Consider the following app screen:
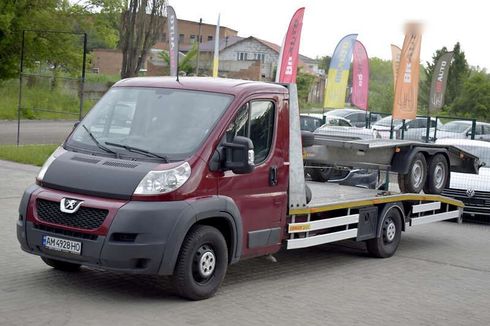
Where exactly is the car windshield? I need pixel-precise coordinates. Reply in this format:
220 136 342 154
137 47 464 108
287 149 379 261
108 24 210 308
374 116 403 127
439 121 471 133
67 87 233 161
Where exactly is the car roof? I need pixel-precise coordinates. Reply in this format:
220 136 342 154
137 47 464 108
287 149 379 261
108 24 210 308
114 77 288 96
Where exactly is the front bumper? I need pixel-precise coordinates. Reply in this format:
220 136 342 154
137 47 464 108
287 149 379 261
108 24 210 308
17 185 192 274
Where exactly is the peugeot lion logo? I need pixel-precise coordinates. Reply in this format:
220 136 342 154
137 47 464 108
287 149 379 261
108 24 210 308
60 198 83 214
466 188 475 198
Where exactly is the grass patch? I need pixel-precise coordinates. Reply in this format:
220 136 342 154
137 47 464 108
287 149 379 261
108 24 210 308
0 144 58 166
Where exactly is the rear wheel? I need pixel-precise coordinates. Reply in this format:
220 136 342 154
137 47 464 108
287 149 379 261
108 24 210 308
41 257 81 272
173 225 228 300
398 153 427 193
423 154 449 194
366 206 402 258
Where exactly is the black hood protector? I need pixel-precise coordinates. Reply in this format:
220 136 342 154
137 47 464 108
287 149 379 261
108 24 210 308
42 151 160 200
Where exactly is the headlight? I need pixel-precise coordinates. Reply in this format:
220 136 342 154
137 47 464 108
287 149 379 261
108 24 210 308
37 146 66 181
134 162 191 195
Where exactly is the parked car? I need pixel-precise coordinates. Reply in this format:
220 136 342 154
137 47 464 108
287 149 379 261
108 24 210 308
300 114 324 132
433 120 490 142
325 108 382 128
437 138 490 219
372 116 442 141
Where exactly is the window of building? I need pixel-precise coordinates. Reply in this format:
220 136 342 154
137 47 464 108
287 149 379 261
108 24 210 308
179 34 184 43
190 35 197 43
208 35 213 42
226 101 275 164
255 53 265 62
237 52 247 61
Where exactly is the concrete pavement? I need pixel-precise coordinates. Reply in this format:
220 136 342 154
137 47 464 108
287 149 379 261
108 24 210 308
1 159 489 326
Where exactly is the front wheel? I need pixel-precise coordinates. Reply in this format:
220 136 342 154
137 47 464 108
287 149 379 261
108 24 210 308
366 205 402 258
172 225 228 300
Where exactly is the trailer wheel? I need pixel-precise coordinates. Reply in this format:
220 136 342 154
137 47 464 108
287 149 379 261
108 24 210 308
398 153 427 193
173 225 228 300
41 257 81 272
366 206 402 258
423 154 449 194
310 164 333 182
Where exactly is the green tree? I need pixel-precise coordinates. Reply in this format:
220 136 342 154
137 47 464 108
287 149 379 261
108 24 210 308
368 57 393 113
446 42 470 105
159 42 198 75
448 70 490 120
317 55 331 73
296 69 316 108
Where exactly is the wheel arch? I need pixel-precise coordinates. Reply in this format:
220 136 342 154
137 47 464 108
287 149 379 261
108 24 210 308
158 196 243 275
375 202 406 237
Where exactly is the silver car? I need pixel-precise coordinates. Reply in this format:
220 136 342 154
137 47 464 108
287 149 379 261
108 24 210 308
433 120 490 142
372 116 442 141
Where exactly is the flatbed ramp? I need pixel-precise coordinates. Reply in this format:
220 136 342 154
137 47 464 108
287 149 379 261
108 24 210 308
286 182 463 250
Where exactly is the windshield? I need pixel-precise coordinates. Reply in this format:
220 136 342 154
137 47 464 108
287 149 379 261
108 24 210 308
439 121 471 133
67 87 233 160
374 116 403 127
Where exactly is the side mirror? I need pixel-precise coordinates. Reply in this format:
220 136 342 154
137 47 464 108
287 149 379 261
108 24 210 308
223 136 255 174
74 121 80 129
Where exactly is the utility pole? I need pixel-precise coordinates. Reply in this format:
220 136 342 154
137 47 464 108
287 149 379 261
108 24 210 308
196 18 202 75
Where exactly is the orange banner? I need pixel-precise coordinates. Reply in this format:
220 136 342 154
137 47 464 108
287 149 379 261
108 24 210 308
390 44 401 89
393 23 422 120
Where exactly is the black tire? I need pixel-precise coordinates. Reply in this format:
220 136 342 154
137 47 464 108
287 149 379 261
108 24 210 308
41 257 81 272
173 225 228 300
310 165 333 182
397 153 427 193
366 205 403 258
423 154 449 194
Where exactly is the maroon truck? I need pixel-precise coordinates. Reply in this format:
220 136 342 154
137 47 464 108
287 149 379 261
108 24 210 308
17 77 466 300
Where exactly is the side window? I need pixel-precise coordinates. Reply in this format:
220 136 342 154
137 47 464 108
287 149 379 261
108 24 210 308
225 101 275 165
475 125 483 135
483 125 490 134
250 101 275 164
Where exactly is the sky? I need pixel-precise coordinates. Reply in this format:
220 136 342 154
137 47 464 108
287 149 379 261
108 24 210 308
169 0 490 70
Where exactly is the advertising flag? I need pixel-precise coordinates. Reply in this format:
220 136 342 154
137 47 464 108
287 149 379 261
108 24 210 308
429 52 453 111
392 23 422 120
212 14 221 77
323 34 358 109
391 44 402 88
277 7 305 83
166 6 179 76
352 40 369 110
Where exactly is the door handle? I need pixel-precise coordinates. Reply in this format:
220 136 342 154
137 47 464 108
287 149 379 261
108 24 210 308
269 166 278 186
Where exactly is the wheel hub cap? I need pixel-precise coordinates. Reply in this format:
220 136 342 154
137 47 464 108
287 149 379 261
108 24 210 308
434 163 445 189
198 249 216 278
386 221 396 242
412 161 424 188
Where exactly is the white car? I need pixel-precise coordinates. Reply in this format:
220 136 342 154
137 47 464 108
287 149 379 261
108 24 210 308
372 116 442 141
436 138 490 217
433 120 490 142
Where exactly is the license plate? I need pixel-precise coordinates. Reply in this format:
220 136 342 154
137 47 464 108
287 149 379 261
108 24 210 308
42 235 82 255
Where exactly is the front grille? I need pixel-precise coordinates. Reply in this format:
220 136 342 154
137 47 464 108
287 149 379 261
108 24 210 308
36 199 108 230
442 188 490 207
33 223 98 240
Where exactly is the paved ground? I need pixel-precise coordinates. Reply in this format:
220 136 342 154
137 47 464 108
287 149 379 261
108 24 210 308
1 159 489 326
0 120 76 145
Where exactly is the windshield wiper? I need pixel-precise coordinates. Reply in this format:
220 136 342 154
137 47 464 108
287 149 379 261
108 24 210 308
82 125 118 157
105 141 168 162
